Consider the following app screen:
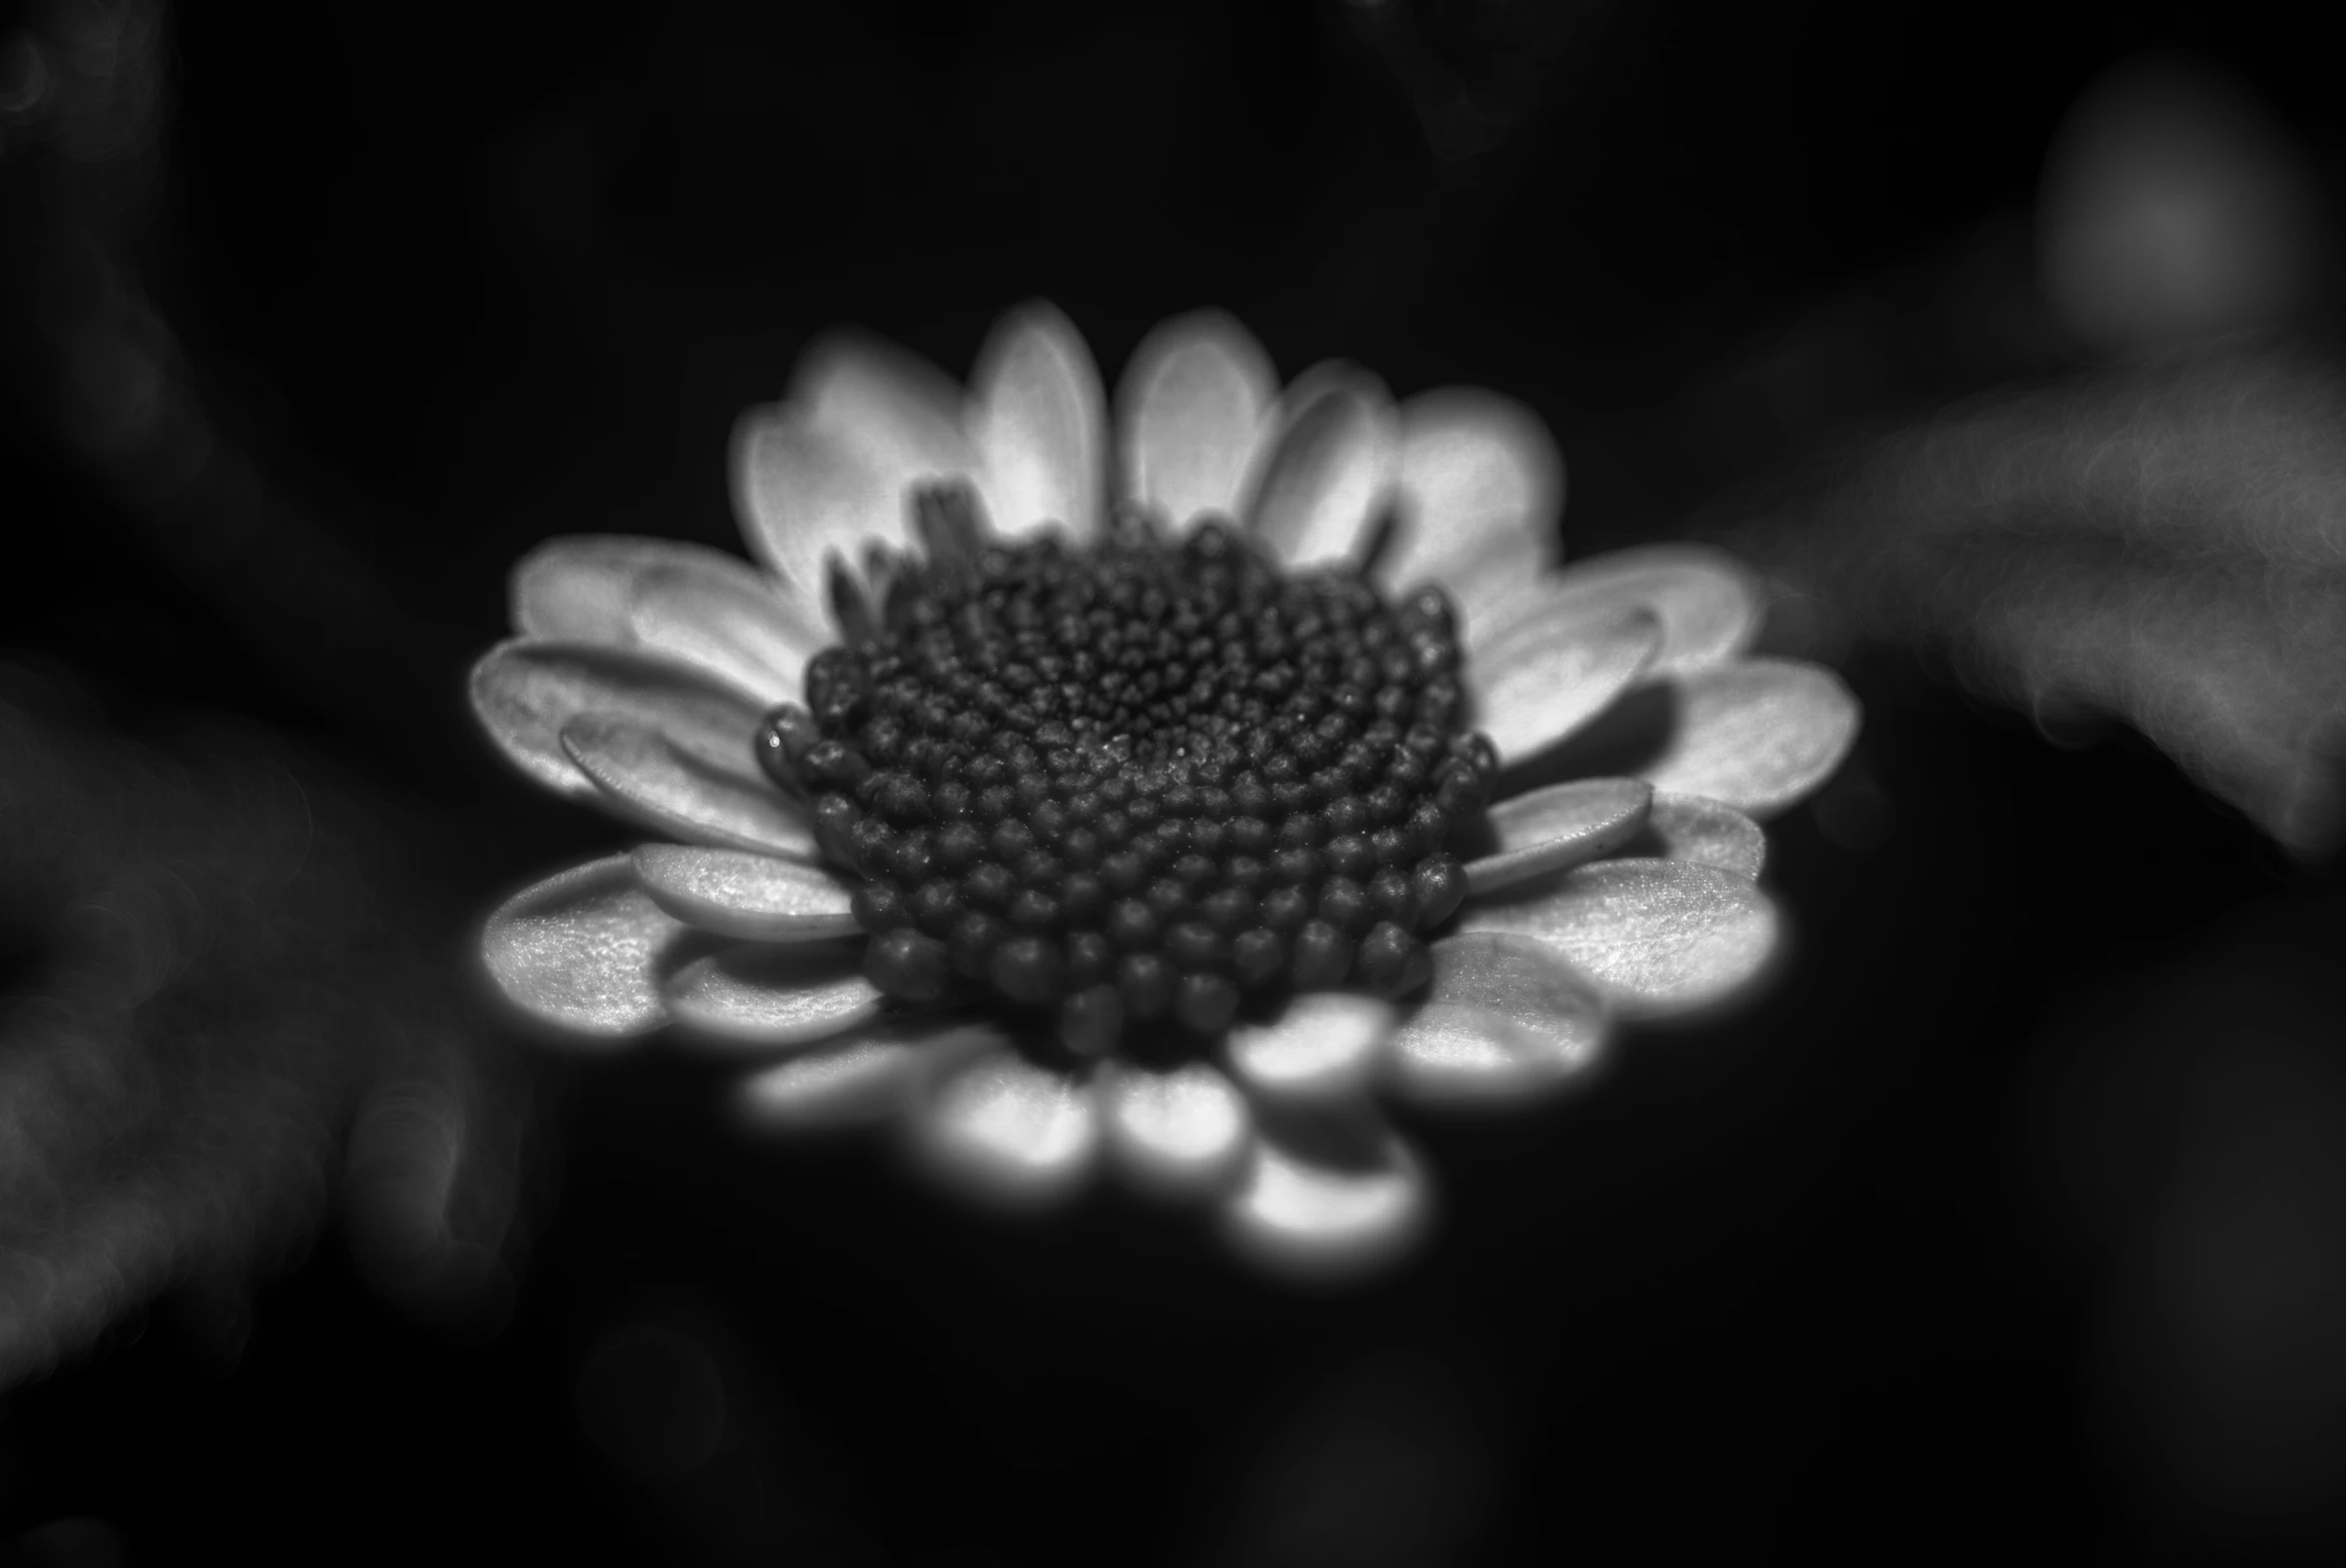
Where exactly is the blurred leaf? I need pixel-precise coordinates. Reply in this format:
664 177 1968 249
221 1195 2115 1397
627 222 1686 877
1739 352 2346 855
0 665 527 1387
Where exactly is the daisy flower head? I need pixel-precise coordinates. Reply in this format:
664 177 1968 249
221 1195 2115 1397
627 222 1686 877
472 304 1859 1279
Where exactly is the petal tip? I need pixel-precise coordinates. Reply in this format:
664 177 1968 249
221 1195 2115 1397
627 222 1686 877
1101 1061 1253 1200
1459 857 1782 1018
1384 931 1610 1106
1215 1119 1432 1284
905 1049 1103 1211
478 854 685 1043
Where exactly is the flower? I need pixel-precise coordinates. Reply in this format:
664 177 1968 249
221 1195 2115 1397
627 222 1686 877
470 303 1858 1277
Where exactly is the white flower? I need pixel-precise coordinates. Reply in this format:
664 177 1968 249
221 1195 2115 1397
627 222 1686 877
470 303 1858 1277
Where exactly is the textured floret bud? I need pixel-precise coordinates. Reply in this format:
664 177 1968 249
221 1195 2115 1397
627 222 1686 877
782 484 1494 1053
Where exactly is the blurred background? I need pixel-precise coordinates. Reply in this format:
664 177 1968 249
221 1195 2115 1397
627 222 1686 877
5 0 2346 1561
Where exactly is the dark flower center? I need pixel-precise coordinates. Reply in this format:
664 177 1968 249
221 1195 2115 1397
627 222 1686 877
758 485 1494 1057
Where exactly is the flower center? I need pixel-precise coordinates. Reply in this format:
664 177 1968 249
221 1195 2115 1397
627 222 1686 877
759 486 1494 1057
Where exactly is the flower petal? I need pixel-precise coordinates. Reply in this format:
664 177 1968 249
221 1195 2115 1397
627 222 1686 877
739 1017 999 1133
739 1037 921 1130
624 561 820 707
1385 933 1608 1105
1218 1108 1429 1281
663 937 888 1049
511 535 777 646
1223 993 1395 1100
1465 777 1652 897
1458 857 1779 1016
561 713 819 859
1472 606 1662 769
470 640 768 803
1243 368 1396 569
906 1045 1101 1207
792 328 973 492
1625 790 1766 879
731 410 912 629
1472 545 1761 680
1099 1059 1252 1197
479 855 691 1040
1635 659 1860 817
1116 309 1277 531
630 844 860 942
1374 390 1561 628
971 302 1107 544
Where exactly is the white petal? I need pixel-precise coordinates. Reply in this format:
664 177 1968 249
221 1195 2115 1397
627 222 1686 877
1474 545 1761 679
1458 858 1779 1016
624 560 820 707
1472 606 1662 768
1631 790 1766 879
1116 310 1277 530
479 855 689 1040
470 640 768 803
1242 368 1396 568
1637 660 1860 817
971 302 1106 544
1385 933 1608 1105
739 1036 922 1130
1466 777 1652 897
739 1017 998 1132
1218 1111 1429 1281
731 410 912 628
663 938 887 1049
907 1046 1100 1207
1223 993 1395 1100
511 535 776 646
1099 1060 1252 1197
1375 390 1561 628
791 328 973 492
630 844 859 941
561 713 819 859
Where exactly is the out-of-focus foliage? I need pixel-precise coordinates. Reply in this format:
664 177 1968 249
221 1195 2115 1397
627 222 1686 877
1738 53 2343 858
1743 353 2346 856
0 667 528 1388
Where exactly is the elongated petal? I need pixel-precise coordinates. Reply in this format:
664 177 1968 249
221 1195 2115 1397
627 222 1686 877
1466 777 1652 896
1243 368 1395 568
1117 310 1277 530
972 302 1106 544
471 640 768 803
1627 790 1766 878
479 855 690 1040
1224 993 1395 1100
1636 660 1860 817
1385 933 1607 1104
663 938 886 1048
739 1017 999 1132
562 713 819 859
625 562 820 707
1375 391 1561 628
739 1036 924 1131
1471 544 1761 680
1099 1060 1252 1197
906 1046 1100 1207
1218 1109 1428 1281
732 410 912 626
512 535 777 646
1473 606 1662 768
630 844 859 941
791 328 973 492
1458 858 1779 1016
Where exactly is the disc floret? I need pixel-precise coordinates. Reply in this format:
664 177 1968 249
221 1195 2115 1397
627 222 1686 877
760 486 1495 1057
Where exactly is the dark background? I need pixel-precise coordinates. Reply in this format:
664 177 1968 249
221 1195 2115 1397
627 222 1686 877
6 1 2346 1562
